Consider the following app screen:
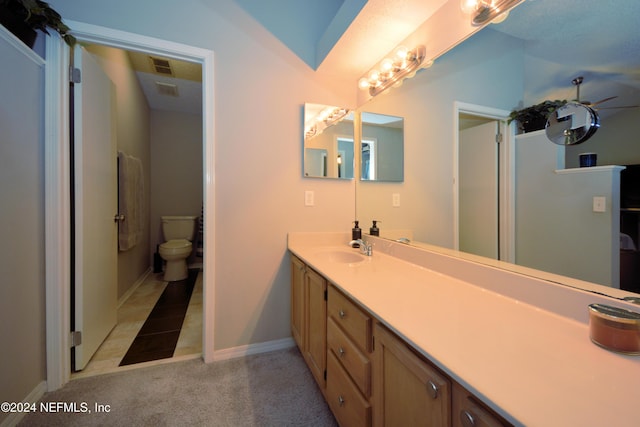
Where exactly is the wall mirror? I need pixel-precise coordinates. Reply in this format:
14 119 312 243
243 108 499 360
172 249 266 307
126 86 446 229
360 112 404 182
303 102 354 179
355 0 640 300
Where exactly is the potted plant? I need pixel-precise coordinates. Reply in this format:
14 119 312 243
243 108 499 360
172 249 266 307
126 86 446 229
508 99 567 133
0 0 75 48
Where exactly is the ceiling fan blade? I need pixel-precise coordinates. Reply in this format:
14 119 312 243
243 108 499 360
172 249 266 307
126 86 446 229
588 96 618 107
596 105 639 110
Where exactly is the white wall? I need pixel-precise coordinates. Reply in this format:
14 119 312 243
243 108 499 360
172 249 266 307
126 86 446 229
48 0 356 351
150 110 203 255
515 131 621 287
0 30 46 425
85 45 152 299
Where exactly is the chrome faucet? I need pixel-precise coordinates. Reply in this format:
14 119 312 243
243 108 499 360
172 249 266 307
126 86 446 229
349 239 372 256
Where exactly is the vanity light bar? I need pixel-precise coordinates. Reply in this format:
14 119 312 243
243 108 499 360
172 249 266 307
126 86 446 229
304 107 351 140
462 0 523 26
358 45 428 98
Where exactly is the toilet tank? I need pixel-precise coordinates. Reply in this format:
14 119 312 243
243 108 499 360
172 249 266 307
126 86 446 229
161 215 197 241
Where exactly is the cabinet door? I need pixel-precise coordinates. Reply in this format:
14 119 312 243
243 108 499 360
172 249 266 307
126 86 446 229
290 255 306 351
305 267 327 388
373 323 451 427
453 382 510 427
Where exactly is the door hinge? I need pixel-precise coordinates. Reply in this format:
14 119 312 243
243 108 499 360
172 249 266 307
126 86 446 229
324 369 327 381
70 331 82 347
495 132 503 144
70 67 81 83
324 289 328 301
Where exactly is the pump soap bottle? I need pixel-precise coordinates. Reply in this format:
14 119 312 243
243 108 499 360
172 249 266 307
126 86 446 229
370 220 380 236
352 221 361 247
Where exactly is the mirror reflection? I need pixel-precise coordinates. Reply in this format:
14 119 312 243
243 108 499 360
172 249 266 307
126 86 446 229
360 112 404 182
355 0 640 299
303 103 354 179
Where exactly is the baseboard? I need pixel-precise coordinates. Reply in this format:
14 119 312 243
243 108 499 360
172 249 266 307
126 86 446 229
0 380 47 427
118 267 152 308
212 337 295 362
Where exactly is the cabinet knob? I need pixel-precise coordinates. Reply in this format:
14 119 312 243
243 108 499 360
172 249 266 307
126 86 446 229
338 347 346 357
339 309 346 319
460 410 476 427
338 395 345 407
427 380 439 399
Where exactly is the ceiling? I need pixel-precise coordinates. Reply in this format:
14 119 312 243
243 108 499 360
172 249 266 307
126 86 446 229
126 0 640 115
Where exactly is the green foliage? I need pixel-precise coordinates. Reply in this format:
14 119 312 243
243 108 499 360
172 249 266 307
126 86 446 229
508 100 567 127
0 0 75 45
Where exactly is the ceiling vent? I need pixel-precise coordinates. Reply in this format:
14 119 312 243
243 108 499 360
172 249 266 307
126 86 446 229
149 56 174 76
155 81 179 97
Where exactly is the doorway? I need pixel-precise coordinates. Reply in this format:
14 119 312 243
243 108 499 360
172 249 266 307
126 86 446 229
71 43 205 375
453 102 514 263
44 21 215 391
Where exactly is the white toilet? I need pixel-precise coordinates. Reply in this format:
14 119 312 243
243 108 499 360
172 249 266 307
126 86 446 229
159 215 197 281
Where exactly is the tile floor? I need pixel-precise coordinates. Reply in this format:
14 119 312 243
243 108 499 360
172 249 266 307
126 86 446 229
73 270 202 378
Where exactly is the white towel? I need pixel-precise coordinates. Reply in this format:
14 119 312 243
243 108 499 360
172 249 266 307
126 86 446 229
118 151 145 251
621 233 637 251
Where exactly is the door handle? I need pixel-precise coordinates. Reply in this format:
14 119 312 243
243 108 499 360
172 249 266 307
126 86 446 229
114 214 125 223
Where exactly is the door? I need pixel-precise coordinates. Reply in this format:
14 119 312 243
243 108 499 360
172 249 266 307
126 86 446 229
72 46 118 371
459 120 499 259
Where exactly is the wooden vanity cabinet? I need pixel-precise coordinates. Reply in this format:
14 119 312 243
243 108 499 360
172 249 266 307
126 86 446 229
326 284 373 426
290 255 305 350
290 255 327 389
373 322 451 427
290 254 512 426
452 382 510 427
305 267 328 388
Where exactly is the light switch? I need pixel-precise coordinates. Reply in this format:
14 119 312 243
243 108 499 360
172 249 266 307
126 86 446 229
392 193 400 207
593 196 606 213
305 190 314 206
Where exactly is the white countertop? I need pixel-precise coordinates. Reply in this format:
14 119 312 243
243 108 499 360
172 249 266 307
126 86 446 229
288 232 640 427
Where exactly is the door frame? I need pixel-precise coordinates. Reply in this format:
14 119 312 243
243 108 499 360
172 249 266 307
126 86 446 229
453 101 515 263
44 22 216 391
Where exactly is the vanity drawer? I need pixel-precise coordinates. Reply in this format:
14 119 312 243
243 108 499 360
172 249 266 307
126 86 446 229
328 317 371 397
326 351 371 427
328 285 372 353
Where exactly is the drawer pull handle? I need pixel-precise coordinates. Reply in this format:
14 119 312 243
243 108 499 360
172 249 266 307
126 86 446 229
338 347 346 357
338 395 345 407
339 309 346 319
460 410 476 427
427 380 439 399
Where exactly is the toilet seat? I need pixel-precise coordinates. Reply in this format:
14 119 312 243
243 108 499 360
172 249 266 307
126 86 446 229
159 239 192 255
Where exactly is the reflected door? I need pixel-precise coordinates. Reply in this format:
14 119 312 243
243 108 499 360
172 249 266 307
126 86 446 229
459 120 499 259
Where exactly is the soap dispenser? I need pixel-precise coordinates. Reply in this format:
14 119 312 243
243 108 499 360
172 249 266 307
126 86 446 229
370 220 380 236
352 221 362 247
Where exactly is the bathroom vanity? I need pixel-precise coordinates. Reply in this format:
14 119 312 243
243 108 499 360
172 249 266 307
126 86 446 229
288 232 640 426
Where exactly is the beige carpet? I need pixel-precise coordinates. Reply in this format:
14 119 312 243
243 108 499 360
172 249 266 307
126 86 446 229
19 347 337 426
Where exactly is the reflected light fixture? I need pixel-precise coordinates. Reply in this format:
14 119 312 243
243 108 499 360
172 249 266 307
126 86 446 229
304 107 351 140
461 0 522 26
358 45 428 97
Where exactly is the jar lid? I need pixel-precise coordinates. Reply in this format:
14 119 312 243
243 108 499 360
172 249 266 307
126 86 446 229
588 304 640 325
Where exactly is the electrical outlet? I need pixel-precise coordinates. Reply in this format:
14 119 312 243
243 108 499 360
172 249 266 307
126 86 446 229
305 190 314 206
593 196 606 213
392 193 400 207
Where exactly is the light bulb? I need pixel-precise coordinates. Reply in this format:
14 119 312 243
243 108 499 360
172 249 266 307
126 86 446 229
368 69 380 81
460 0 479 14
381 58 394 72
358 77 370 90
395 46 409 61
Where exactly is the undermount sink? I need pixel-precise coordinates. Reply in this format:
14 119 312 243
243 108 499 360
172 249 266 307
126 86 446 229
314 249 366 264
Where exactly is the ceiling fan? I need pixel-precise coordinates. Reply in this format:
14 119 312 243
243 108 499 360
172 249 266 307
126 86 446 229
571 76 639 110
545 76 638 145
